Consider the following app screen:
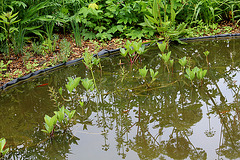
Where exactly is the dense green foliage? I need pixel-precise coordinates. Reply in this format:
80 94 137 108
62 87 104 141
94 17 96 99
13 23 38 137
0 0 239 56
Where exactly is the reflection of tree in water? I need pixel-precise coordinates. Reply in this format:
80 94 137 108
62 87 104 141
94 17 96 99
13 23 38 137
206 75 240 159
123 87 204 160
165 130 190 159
129 108 162 160
216 111 240 159
204 105 216 138
163 128 207 160
130 129 162 160
6 132 79 160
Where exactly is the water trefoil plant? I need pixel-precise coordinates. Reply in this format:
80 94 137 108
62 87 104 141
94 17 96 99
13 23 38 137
150 69 158 83
185 66 207 85
65 77 81 94
179 56 187 72
0 138 9 158
196 67 207 85
41 114 57 137
42 106 76 137
157 41 168 54
139 66 148 79
120 40 145 65
81 78 94 92
82 51 100 94
203 51 210 65
159 51 171 73
185 68 196 85
54 106 76 131
139 66 158 86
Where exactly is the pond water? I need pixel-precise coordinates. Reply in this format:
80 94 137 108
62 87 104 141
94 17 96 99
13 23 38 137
1 38 240 159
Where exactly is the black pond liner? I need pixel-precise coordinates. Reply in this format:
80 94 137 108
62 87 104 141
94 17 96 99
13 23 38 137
1 33 240 91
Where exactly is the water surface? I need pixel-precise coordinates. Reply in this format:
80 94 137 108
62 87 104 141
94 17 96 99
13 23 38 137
1 38 240 159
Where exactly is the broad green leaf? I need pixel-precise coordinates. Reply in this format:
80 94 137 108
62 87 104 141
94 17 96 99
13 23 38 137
179 56 187 67
0 138 6 151
150 69 158 79
120 48 128 57
81 78 94 91
139 66 148 78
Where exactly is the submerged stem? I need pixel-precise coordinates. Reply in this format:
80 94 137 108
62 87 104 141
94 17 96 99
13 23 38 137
90 68 99 95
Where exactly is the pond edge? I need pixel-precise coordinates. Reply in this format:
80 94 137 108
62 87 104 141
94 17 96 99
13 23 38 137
1 33 240 91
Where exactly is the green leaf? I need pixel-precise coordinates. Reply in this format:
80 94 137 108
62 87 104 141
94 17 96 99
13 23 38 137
185 68 195 81
203 51 210 56
120 48 128 57
59 87 62 96
179 56 187 67
152 0 159 20
11 1 27 9
157 41 167 53
79 101 84 107
83 31 96 40
66 77 81 93
143 16 155 29
126 30 144 39
69 110 76 119
44 115 51 126
150 69 158 80
0 138 6 151
41 129 48 134
145 14 159 25
95 26 106 33
55 106 65 123
81 78 94 91
21 1 49 24
139 66 148 78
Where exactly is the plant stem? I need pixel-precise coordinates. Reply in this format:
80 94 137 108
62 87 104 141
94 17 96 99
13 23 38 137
165 63 170 73
90 68 99 94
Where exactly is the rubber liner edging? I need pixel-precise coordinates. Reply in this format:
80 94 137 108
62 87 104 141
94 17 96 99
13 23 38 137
1 33 240 90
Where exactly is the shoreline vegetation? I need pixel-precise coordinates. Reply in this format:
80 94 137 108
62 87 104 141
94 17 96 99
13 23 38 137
0 0 240 87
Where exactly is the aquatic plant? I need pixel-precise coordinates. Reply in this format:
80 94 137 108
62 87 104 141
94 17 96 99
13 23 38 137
185 66 207 85
65 77 81 94
132 40 145 55
159 51 172 73
139 66 148 79
120 40 145 65
0 138 9 158
195 67 207 85
179 56 187 72
169 59 174 72
157 41 168 54
42 106 76 137
185 68 196 84
139 66 159 87
54 106 76 131
41 114 57 137
150 69 158 83
203 51 210 64
81 78 94 92
82 51 100 93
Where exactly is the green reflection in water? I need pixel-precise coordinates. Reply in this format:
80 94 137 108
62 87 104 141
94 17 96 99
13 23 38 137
1 38 240 159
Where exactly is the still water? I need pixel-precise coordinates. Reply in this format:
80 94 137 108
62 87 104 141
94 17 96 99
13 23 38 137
1 38 240 159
